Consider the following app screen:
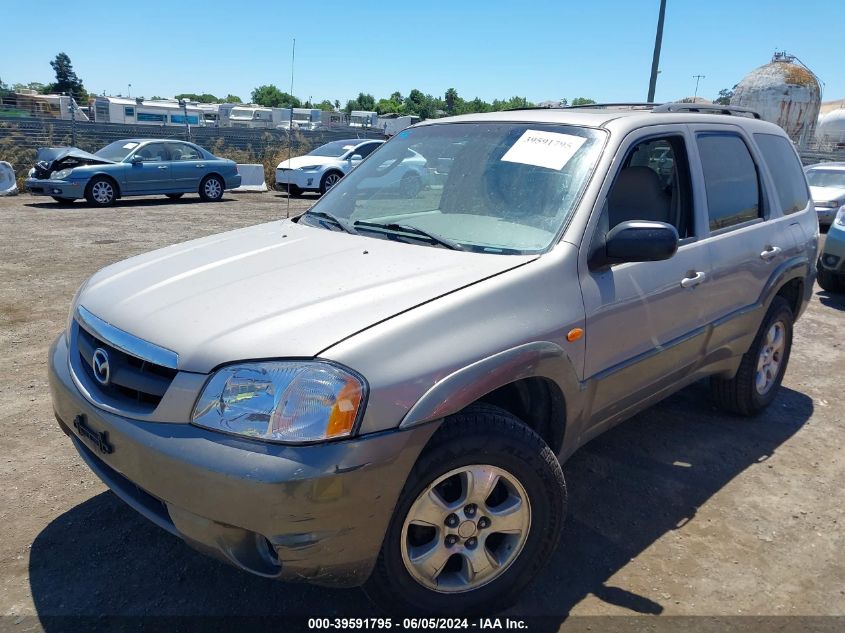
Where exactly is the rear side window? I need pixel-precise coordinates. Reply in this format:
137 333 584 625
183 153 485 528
697 134 761 231
754 133 809 215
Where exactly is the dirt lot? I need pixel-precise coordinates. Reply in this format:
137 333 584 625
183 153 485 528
0 192 843 629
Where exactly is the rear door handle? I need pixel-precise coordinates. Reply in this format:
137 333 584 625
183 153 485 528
157 165 169 170
760 246 782 261
196 164 205 168
681 271 706 288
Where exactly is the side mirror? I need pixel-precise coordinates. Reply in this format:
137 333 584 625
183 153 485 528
130 154 144 164
350 154 363 162
591 220 679 269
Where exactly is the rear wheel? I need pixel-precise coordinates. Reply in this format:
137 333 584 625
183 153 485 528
817 267 843 293
166 193 184 200
320 171 342 195
51 196 75 205
84 177 117 207
710 296 793 416
400 172 423 198
199 175 224 202
364 404 566 614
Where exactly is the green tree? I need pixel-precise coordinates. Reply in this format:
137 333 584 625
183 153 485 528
390 91 403 103
46 52 87 101
223 94 242 103
334 99 341 110
445 88 459 114
315 100 335 111
251 85 300 108
0 77 9 97
12 82 47 93
375 97 403 115
570 97 596 106
713 87 735 105
175 93 219 103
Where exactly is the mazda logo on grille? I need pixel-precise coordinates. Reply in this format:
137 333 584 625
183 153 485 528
92 348 111 386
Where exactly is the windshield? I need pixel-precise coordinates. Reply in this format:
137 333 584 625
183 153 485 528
308 141 359 157
302 122 605 254
806 169 845 189
95 140 141 162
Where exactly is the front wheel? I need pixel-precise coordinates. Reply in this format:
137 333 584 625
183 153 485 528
400 172 423 198
364 404 566 614
817 267 843 293
320 171 342 195
199 175 224 202
710 296 793 416
84 177 117 207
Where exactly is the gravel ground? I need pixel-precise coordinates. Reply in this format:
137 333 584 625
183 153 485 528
0 192 843 629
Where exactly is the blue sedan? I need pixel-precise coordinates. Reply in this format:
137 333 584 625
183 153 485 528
25 139 241 206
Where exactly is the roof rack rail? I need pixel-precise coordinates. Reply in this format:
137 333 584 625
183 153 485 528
564 102 658 110
652 103 761 119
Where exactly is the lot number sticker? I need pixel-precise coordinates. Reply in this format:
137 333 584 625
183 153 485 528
501 130 587 171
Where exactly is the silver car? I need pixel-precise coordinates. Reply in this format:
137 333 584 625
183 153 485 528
25 139 241 206
49 104 817 614
804 162 845 227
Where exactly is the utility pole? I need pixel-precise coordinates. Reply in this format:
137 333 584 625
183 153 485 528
179 99 190 141
693 74 705 99
647 0 667 103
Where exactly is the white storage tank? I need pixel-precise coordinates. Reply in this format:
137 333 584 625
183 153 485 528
815 108 845 145
731 52 821 149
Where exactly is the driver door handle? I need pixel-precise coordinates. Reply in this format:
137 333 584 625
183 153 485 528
760 246 782 261
681 271 706 288
157 165 169 170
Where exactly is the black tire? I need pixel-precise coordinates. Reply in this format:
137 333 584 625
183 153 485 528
285 184 302 197
320 171 343 195
51 196 75 205
166 193 184 200
817 266 843 293
364 403 566 615
400 172 423 198
84 177 117 207
199 175 224 202
710 296 793 416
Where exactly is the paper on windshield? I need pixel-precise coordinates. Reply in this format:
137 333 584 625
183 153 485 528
122 142 139 149
501 130 586 171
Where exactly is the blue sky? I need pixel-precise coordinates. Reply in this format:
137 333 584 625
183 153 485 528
1 0 842 105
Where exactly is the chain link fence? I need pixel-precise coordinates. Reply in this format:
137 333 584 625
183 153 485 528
0 115 385 189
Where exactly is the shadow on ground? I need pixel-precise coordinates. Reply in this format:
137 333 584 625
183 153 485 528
29 382 812 624
24 196 236 210
816 289 845 311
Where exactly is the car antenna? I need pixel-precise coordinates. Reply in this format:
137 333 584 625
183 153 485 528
286 38 296 219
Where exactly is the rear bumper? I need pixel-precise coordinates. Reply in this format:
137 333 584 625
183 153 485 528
49 332 436 587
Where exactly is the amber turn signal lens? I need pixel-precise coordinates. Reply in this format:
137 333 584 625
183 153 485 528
326 378 363 438
566 328 584 342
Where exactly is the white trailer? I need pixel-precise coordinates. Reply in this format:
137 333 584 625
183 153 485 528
349 110 378 128
378 114 420 136
92 96 204 126
228 105 289 128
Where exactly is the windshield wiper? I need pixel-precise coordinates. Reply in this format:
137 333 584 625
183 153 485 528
353 221 465 251
302 210 358 234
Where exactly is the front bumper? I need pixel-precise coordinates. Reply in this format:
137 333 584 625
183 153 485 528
275 169 320 191
25 177 86 198
820 224 845 273
48 333 436 587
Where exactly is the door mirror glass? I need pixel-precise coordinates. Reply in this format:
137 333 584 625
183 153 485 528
130 154 144 164
350 154 363 161
594 220 679 268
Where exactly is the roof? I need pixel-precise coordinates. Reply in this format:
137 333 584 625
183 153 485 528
414 104 786 136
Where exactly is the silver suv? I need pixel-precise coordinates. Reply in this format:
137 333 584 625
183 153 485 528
48 103 818 614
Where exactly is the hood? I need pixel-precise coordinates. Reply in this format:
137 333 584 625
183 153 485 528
33 147 115 179
809 185 845 203
277 155 343 170
78 220 535 372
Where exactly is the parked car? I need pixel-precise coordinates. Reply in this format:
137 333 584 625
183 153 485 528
25 139 241 206
50 104 817 614
818 205 845 292
804 162 845 227
275 138 384 195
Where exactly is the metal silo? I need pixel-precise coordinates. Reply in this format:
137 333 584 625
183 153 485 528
815 108 845 146
731 52 821 149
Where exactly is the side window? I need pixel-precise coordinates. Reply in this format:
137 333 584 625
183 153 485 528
354 143 379 159
754 133 809 215
606 135 694 238
697 134 761 231
134 143 170 162
170 143 201 161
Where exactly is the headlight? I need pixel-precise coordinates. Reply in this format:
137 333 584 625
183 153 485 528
192 361 366 443
835 207 845 227
299 165 321 171
816 200 840 209
51 168 73 179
